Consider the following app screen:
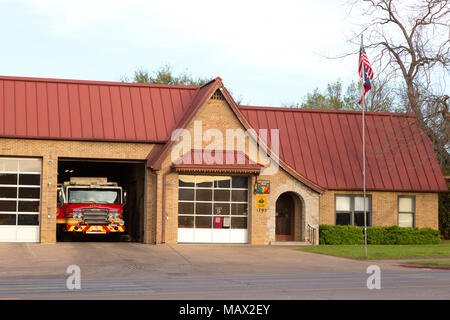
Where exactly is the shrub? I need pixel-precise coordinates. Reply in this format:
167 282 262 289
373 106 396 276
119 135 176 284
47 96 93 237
319 225 364 245
319 225 441 245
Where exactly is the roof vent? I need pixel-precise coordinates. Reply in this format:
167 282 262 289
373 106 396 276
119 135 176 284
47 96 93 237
211 89 225 100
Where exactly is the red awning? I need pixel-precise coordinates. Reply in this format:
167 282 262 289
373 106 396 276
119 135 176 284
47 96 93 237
172 150 263 174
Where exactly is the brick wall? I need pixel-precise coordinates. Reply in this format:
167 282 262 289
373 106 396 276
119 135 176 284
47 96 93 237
2 92 439 245
0 138 155 243
156 94 321 245
319 190 439 229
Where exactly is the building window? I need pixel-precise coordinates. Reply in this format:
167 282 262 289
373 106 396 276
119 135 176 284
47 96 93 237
335 195 371 226
178 175 249 230
398 196 415 228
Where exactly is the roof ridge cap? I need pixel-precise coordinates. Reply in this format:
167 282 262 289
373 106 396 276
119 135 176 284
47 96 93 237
0 75 201 90
238 105 416 117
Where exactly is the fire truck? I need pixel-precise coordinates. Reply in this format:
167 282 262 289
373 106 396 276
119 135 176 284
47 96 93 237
57 177 126 237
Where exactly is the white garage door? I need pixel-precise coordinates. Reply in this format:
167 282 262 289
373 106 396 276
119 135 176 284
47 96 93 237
178 175 249 243
0 158 41 242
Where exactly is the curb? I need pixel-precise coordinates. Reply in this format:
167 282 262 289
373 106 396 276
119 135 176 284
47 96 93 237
398 264 450 270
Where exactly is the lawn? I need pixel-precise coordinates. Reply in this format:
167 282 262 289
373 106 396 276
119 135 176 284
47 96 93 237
299 240 450 260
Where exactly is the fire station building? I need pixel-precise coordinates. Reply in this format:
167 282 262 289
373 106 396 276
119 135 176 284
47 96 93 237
0 75 447 243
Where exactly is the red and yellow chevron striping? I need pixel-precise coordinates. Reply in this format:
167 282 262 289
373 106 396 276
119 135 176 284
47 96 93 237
67 225 125 232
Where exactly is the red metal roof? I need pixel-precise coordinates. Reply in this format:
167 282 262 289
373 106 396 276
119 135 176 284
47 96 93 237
0 75 204 142
172 149 263 173
0 75 445 192
239 106 447 192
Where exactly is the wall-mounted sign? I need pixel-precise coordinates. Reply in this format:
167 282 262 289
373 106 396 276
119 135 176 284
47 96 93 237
254 180 270 194
256 194 267 212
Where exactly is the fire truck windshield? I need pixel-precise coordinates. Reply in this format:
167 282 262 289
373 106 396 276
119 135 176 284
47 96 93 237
68 188 121 204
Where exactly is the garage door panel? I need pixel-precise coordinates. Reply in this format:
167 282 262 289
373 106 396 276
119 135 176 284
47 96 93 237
15 227 40 242
0 227 17 241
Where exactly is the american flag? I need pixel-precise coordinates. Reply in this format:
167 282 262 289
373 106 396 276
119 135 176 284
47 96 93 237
358 46 374 105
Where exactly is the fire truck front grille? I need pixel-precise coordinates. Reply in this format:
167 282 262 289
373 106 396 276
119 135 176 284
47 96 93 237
82 208 109 225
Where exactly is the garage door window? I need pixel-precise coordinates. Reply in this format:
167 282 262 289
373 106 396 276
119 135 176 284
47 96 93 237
0 158 41 226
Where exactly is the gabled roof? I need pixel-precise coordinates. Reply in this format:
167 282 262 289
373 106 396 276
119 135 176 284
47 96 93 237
144 77 325 193
239 106 448 192
0 75 203 142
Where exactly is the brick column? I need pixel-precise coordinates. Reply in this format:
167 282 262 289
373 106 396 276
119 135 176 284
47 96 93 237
40 156 58 243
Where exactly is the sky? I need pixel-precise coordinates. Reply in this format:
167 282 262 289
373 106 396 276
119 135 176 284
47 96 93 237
0 0 360 107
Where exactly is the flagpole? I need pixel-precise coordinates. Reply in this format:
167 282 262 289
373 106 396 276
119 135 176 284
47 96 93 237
361 34 368 259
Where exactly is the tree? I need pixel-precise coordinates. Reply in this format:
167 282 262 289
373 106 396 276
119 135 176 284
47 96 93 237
286 78 397 112
121 64 211 86
121 65 244 104
348 0 449 167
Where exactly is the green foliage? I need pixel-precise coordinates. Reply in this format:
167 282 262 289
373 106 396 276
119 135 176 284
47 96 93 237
286 79 397 112
121 64 211 86
319 225 364 245
319 225 441 245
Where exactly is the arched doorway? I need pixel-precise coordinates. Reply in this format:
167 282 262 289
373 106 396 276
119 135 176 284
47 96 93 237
275 192 303 241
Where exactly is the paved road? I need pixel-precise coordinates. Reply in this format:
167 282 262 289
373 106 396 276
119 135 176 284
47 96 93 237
0 243 449 299
1 271 449 300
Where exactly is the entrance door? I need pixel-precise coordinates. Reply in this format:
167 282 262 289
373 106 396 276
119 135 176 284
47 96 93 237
275 193 294 241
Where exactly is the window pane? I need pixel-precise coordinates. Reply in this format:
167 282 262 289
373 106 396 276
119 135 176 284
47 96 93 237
214 176 230 188
1 159 18 171
68 189 120 204
178 202 194 215
399 197 413 212
336 213 351 225
196 189 212 201
0 200 16 211
399 213 413 228
354 196 370 211
19 159 41 173
179 175 195 187
232 190 248 202
214 189 230 201
18 214 39 226
0 214 16 225
18 201 40 212
196 202 212 215
0 173 17 185
232 177 248 188
231 203 248 215
195 216 212 228
0 187 17 198
231 217 247 229
195 176 214 188
179 189 194 201
19 174 40 186
213 203 230 215
19 187 40 199
178 216 194 228
354 212 371 227
336 196 351 211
